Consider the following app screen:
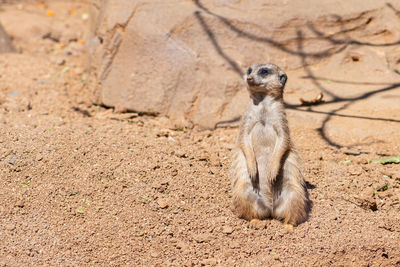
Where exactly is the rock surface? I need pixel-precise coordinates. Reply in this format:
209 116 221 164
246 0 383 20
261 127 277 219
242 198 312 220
88 0 400 128
0 22 16 53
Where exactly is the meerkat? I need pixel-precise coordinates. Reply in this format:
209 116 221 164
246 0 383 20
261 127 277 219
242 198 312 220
231 63 308 228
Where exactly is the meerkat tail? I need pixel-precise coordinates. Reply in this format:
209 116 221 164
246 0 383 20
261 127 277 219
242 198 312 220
231 149 272 220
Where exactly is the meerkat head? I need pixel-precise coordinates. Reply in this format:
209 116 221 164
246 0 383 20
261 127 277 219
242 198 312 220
244 63 287 98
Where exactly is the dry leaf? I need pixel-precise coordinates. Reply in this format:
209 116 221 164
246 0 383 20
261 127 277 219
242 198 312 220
300 92 325 106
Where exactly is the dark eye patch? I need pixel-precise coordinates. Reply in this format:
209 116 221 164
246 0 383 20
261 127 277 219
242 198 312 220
247 67 252 75
258 68 271 77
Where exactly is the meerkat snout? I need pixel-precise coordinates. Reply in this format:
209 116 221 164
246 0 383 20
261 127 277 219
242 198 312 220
246 76 255 86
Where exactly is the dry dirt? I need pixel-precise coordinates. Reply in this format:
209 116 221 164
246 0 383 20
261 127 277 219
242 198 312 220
1 1 400 266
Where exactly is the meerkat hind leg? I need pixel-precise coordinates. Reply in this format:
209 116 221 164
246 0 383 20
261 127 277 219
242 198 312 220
232 150 272 220
272 152 307 226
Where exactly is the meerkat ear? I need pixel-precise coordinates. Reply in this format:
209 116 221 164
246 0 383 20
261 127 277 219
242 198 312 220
279 72 287 87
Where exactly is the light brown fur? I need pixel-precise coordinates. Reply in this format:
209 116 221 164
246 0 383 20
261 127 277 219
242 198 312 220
231 63 308 226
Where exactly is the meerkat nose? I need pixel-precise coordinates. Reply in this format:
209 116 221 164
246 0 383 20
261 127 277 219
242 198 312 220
247 77 254 82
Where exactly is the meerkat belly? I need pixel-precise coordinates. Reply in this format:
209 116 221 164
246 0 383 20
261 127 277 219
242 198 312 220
251 121 276 161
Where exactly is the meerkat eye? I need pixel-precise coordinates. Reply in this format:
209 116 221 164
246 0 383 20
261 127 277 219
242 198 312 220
247 67 252 75
258 68 270 77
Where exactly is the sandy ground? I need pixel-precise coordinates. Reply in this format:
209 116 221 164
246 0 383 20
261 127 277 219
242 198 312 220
1 1 400 266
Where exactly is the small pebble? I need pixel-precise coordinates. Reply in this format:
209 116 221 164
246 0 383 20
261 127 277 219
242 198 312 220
229 241 240 249
157 198 169 209
10 91 19 97
201 258 217 265
222 226 234 234
82 13 89 21
175 150 187 158
5 223 15 231
171 169 178 176
273 254 280 261
9 155 17 165
74 67 83 75
176 241 188 251
150 251 160 258
15 200 24 208
193 233 211 243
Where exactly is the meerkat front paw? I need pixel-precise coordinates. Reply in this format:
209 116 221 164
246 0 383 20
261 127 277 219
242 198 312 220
266 163 280 181
249 219 266 229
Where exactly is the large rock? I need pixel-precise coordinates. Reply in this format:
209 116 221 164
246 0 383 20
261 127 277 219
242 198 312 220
0 22 16 53
88 0 399 129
